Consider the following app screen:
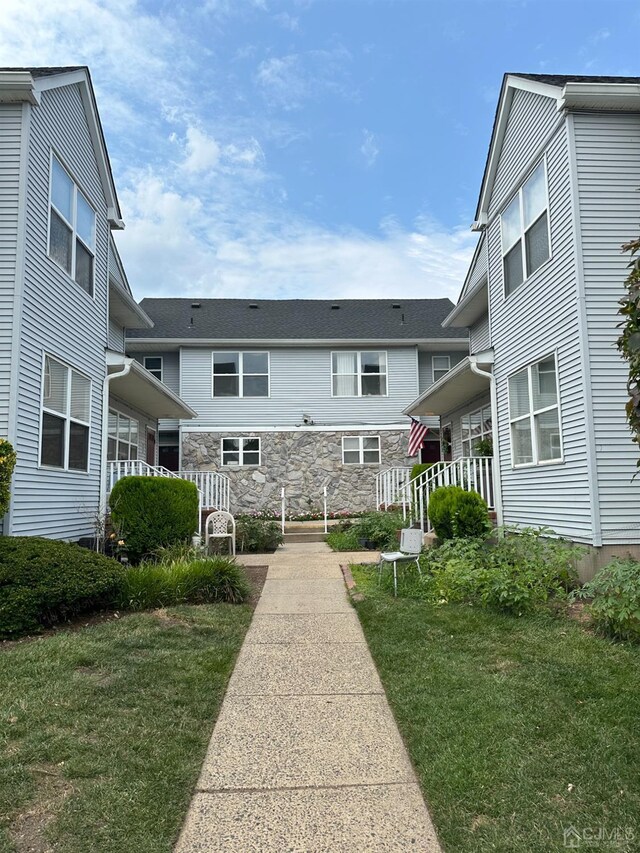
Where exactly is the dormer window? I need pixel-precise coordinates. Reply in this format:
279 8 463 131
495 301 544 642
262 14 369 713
501 160 550 297
49 154 96 296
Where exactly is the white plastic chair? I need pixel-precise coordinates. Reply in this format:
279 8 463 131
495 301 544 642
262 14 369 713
204 510 236 556
378 528 423 597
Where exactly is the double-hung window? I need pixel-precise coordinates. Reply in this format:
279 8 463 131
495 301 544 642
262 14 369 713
501 160 550 297
461 405 492 456
212 352 269 397
509 354 561 466
342 436 381 465
144 357 163 382
49 154 96 296
432 355 450 383
40 355 91 471
107 410 139 461
221 437 261 466
332 351 387 396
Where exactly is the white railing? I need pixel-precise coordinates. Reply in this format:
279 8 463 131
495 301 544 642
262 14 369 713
176 471 230 512
375 467 413 511
280 485 329 535
106 461 230 512
401 457 494 533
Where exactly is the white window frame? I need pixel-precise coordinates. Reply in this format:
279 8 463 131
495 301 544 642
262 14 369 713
144 356 163 382
221 436 262 467
39 354 92 472
508 352 563 468
341 435 381 465
500 157 551 299
331 351 388 397
461 404 492 457
212 352 270 398
432 355 451 383
107 409 140 462
47 151 96 298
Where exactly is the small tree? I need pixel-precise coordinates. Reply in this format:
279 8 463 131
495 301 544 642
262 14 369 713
618 231 640 468
0 438 17 520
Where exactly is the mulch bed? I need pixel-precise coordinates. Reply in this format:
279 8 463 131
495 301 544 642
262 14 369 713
240 564 269 607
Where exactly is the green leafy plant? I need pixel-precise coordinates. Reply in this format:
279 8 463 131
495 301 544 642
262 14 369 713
410 463 433 481
0 437 17 518
427 485 466 539
0 537 124 637
573 558 640 641
120 556 249 610
235 515 284 553
474 437 493 456
617 230 640 466
109 476 199 564
452 491 491 538
326 510 405 551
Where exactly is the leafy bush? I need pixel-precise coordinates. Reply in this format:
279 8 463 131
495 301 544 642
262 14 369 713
119 556 249 610
235 515 284 553
0 438 16 518
452 491 491 538
0 537 124 637
410 463 433 481
573 558 640 641
326 510 405 551
414 528 581 615
110 476 199 563
427 486 466 539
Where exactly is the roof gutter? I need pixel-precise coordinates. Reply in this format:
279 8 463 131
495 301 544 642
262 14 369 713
468 355 503 527
98 359 132 527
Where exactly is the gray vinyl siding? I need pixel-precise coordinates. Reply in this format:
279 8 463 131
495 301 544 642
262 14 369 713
573 111 640 544
108 318 124 352
10 84 109 540
180 347 419 429
134 351 180 430
487 109 593 542
108 395 157 463
469 314 490 354
442 391 492 461
417 350 467 393
0 103 24 439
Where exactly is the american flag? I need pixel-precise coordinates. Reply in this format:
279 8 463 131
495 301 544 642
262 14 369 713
407 417 428 457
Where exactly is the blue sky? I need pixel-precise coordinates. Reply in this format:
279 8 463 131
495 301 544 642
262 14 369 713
1 0 638 301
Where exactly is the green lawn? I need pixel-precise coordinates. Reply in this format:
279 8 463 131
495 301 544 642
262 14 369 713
352 564 640 853
0 604 252 853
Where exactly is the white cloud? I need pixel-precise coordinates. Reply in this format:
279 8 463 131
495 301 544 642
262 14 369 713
360 129 379 168
183 127 222 173
255 46 354 110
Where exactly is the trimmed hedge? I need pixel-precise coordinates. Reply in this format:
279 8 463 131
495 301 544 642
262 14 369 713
410 463 433 481
428 485 466 540
0 437 17 517
428 485 490 540
0 537 124 637
110 476 199 564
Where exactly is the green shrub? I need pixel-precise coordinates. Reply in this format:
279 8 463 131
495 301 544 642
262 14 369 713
326 528 362 551
326 510 405 551
427 485 466 539
110 476 199 564
452 491 491 538
0 437 16 517
235 515 284 553
0 537 124 637
119 556 249 610
573 558 640 641
410 463 433 481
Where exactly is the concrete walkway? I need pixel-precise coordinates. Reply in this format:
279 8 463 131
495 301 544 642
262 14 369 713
175 542 441 852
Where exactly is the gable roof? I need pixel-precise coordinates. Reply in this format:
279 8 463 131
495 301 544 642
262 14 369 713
0 66 123 228
473 72 640 227
126 298 468 345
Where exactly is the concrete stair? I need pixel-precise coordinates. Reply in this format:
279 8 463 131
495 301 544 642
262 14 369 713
283 521 330 544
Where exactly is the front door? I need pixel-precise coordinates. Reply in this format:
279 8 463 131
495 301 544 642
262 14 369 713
146 428 156 465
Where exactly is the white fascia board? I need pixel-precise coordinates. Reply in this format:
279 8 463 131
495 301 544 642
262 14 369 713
560 82 640 111
109 279 154 329
457 232 486 301
181 423 411 433
124 337 471 350
0 71 40 104
443 278 488 328
475 75 562 221
34 69 123 228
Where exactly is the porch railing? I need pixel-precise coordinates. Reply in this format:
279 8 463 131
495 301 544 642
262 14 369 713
106 461 230 512
400 457 494 533
375 467 413 512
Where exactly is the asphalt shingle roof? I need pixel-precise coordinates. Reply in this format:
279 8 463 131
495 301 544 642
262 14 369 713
513 73 640 86
0 66 86 77
128 298 467 341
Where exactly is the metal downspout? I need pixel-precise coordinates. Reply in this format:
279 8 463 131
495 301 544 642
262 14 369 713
98 358 133 527
469 357 503 526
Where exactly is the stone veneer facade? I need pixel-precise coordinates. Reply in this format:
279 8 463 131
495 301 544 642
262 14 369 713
181 429 412 515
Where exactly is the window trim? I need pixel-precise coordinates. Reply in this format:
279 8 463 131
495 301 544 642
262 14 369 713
460 404 492 458
432 355 451 384
331 351 389 398
500 157 552 300
341 435 382 465
211 351 270 399
220 436 262 467
47 150 96 299
107 408 140 462
508 351 563 469
144 356 163 383
39 353 92 473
